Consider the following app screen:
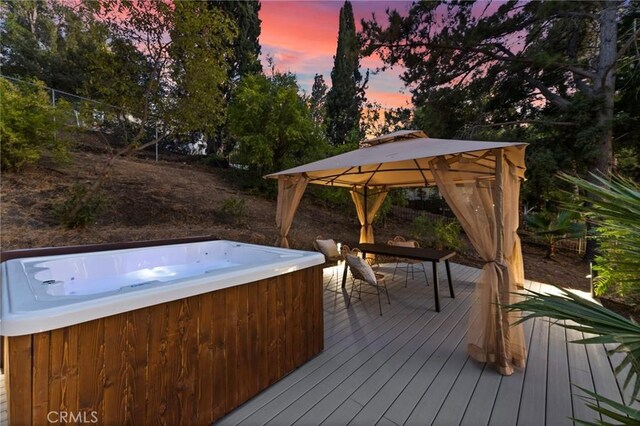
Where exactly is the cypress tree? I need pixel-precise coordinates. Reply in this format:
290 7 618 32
310 73 328 126
326 1 363 145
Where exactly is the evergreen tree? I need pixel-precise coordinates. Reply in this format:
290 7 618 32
326 1 365 145
309 73 328 126
205 0 263 155
214 0 263 82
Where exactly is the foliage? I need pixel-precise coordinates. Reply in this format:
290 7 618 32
361 0 640 198
574 386 640 425
0 77 72 170
411 215 463 251
54 184 103 228
560 173 640 300
505 286 640 422
169 1 236 138
325 0 366 145
219 197 246 225
373 189 407 227
88 0 235 141
1 1 108 93
213 0 262 82
228 72 326 175
309 74 328 127
525 210 585 258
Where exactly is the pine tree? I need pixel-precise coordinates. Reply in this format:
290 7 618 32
326 1 364 145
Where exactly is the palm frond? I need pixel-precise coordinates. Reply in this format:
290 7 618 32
573 386 640 425
506 286 640 400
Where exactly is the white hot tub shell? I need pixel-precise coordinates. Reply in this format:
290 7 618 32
0 240 324 336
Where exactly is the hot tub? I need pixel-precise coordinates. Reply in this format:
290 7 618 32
1 239 325 424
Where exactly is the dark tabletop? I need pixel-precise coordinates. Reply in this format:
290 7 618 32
359 243 456 262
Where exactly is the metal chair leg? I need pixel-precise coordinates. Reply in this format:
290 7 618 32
346 277 355 309
421 263 430 286
376 285 382 315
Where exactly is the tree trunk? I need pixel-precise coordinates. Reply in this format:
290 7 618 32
584 1 618 262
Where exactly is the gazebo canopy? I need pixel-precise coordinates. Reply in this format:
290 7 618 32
265 131 528 377
265 130 527 188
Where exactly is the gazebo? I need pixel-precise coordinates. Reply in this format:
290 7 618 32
265 130 528 376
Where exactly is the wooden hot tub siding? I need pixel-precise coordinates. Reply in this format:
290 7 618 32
4 265 324 425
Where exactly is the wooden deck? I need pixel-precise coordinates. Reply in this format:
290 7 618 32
217 262 635 426
0 262 634 425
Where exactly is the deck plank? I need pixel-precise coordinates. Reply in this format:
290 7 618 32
566 328 599 424
545 322 573 426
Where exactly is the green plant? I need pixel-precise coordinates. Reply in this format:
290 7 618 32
219 197 246 224
54 184 104 229
525 210 585 258
506 287 640 424
411 215 462 251
560 173 640 300
0 77 72 170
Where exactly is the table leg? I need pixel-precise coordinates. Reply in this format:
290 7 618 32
342 259 348 289
432 261 440 312
445 260 455 298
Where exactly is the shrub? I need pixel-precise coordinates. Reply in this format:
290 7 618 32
525 210 585 258
411 215 463 251
0 78 72 170
560 173 640 301
54 184 104 228
219 197 246 224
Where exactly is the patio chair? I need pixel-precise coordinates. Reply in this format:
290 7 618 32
313 236 343 291
388 236 429 288
345 248 390 315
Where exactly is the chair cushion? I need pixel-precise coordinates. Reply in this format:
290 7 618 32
346 254 378 285
316 239 340 258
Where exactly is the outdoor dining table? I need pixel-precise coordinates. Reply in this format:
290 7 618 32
342 243 456 312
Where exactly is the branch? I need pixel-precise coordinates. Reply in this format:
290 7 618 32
602 25 640 83
474 120 577 128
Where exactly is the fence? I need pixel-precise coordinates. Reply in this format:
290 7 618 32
2 75 165 160
390 204 587 255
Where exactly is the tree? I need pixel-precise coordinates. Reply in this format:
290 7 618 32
326 0 366 145
228 72 325 175
309 73 328 126
1 0 108 93
0 77 72 170
214 0 262 82
362 1 638 177
361 0 640 258
61 0 236 225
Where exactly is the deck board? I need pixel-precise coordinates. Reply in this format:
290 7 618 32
0 262 631 426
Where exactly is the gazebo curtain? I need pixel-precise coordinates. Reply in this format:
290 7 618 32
275 175 308 248
350 187 388 243
430 147 526 375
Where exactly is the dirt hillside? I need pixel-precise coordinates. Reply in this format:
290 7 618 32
0 150 589 290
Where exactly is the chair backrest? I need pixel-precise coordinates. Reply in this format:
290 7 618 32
388 236 417 248
346 252 377 286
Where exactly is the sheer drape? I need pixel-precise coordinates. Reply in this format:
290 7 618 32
430 147 526 375
350 187 388 243
275 175 308 248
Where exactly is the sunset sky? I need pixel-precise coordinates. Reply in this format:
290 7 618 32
259 1 414 109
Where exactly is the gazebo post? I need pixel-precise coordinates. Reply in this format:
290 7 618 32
494 149 504 262
363 185 368 243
